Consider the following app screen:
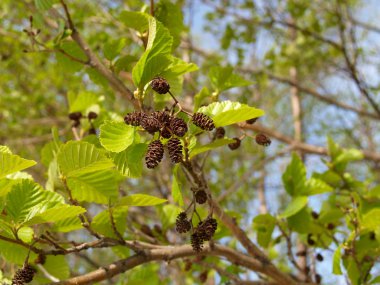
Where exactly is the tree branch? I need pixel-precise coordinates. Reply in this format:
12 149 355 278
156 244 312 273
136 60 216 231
57 0 140 110
50 244 306 285
239 122 380 162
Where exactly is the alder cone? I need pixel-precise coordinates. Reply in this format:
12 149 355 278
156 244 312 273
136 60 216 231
170 117 188 137
176 212 191 233
68 111 82 121
160 126 172 139
167 138 183 163
87 111 98 120
215 127 225 139
228 137 241 150
12 265 36 285
195 190 207 204
198 217 217 241
145 140 164 169
152 110 171 126
255 133 271 146
124 111 144 126
141 114 161 133
151 77 170 94
192 113 215 131
191 232 204 252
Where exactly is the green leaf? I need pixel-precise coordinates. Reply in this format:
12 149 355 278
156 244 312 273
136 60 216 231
118 194 167 207
24 205 86 226
370 276 380 284
115 55 138 73
159 204 182 230
361 209 380 230
58 141 114 175
42 256 70 280
5 180 64 225
119 11 149 33
252 214 276 248
172 165 184 207
335 149 363 164
91 207 128 238
113 143 148 178
194 87 211 112
17 227 34 243
301 178 333 196
99 121 136 153
155 0 185 49
104 38 127 61
209 66 253 92
282 153 307 196
197 100 264 127
279 196 308 218
0 152 36 179
51 216 83 233
0 145 12 154
66 169 118 204
68 91 99 113
287 207 316 234
190 138 235 158
35 0 56 10
0 240 37 265
56 41 87 73
132 17 173 89
133 53 172 90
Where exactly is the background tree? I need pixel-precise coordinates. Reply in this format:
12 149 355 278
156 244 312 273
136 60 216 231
1 0 380 284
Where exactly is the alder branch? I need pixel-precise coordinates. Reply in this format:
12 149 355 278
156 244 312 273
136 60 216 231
57 0 140 110
181 42 380 121
50 244 312 285
239 122 380 162
181 160 299 285
335 3 380 117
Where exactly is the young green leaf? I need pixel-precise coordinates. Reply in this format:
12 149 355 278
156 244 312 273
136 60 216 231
99 121 136 153
0 152 36 179
113 143 148 178
252 214 276 248
66 169 118 204
119 11 149 33
104 38 127 61
58 141 114 175
209 66 253 93
5 180 64 225
118 194 167 207
91 207 128 238
282 153 307 197
24 205 86 226
132 17 173 89
279 196 308 218
190 138 235 158
197 100 264 127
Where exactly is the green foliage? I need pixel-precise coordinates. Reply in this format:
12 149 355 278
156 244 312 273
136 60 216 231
58 141 118 204
197 100 264 127
132 17 173 90
99 121 137 153
1 1 380 284
118 194 167 207
190 138 235 158
0 152 36 179
209 66 253 93
252 214 276 248
279 196 308 218
113 143 148 178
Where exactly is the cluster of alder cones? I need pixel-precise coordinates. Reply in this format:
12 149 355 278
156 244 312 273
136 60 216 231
124 77 216 169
